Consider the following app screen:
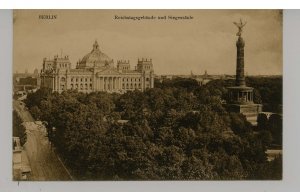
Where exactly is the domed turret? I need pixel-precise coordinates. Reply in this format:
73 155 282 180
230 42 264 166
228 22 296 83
77 41 113 69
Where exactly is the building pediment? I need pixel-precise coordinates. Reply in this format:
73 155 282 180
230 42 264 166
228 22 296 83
96 68 122 77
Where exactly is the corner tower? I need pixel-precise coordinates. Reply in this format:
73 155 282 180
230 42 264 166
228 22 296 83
227 19 262 126
137 58 154 90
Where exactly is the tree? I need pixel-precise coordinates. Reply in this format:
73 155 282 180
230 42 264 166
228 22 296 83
229 112 252 136
257 113 269 130
22 77 282 180
269 114 282 145
25 87 52 108
29 105 41 120
13 110 27 146
259 130 273 147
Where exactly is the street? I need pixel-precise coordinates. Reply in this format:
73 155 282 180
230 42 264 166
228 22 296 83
13 100 72 181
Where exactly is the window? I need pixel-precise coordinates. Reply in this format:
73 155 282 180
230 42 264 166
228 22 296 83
71 78 73 82
146 78 149 81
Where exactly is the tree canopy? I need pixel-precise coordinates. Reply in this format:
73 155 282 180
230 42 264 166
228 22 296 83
24 77 282 180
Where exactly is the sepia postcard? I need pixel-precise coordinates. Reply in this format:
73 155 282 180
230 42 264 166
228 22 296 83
12 9 282 181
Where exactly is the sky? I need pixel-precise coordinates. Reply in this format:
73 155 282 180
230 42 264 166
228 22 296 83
13 10 282 75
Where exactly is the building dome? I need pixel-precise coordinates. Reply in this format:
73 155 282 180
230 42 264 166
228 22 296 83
77 41 113 68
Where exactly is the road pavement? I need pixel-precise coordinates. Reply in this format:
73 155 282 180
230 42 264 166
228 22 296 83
13 100 72 181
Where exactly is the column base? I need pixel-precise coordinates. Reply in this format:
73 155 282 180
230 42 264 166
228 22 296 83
226 103 263 126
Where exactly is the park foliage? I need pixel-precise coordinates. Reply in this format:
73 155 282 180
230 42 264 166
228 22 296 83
24 77 282 180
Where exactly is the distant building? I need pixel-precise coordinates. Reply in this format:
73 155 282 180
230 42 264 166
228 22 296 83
40 41 155 93
159 75 173 82
190 70 195 78
203 70 208 78
33 68 39 77
14 72 41 92
19 77 38 86
194 70 212 86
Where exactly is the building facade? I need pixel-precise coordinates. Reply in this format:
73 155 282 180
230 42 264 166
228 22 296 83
40 41 154 93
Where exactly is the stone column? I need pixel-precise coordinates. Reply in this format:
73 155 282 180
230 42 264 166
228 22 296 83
248 92 250 102
97 77 99 91
94 76 97 91
52 76 55 91
52 77 55 91
99 77 101 91
107 77 109 90
248 92 251 102
113 77 115 90
115 77 118 90
116 77 118 90
98 76 103 91
236 37 245 86
150 72 154 88
109 77 111 90
112 77 114 90
98 77 100 91
57 76 60 92
102 77 104 90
